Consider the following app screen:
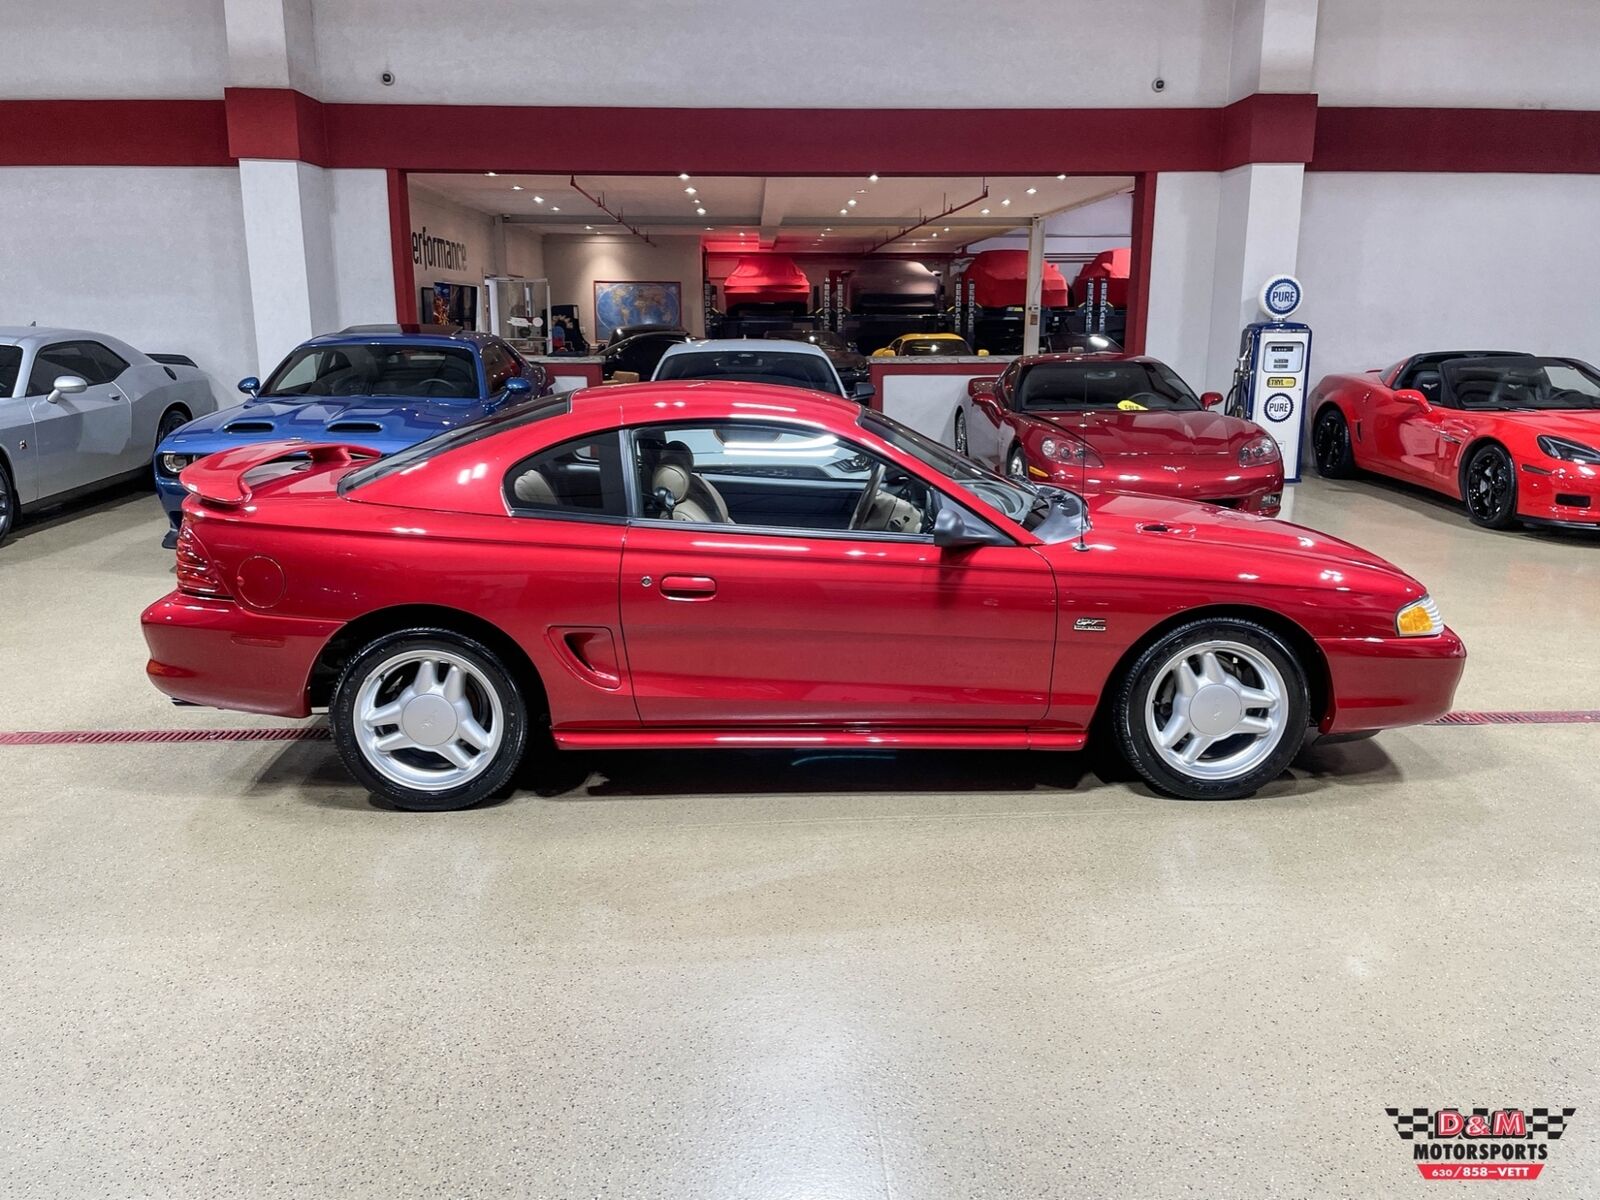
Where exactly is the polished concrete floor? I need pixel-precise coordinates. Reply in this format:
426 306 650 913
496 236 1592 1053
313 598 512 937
1 476 1597 1198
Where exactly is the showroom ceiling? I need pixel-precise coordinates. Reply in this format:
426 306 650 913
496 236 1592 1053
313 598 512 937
409 173 1133 252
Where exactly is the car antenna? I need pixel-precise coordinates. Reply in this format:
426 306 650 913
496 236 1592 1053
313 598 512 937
1074 377 1090 552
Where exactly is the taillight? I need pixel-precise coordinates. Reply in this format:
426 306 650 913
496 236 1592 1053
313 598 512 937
175 522 232 599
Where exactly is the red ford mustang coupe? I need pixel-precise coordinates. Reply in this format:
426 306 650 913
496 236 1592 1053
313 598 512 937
965 353 1284 515
1310 351 1600 530
142 382 1464 811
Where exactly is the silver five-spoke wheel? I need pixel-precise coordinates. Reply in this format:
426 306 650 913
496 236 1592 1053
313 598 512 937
1144 640 1286 780
353 649 505 793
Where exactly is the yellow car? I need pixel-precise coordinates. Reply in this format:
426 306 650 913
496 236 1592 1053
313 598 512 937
871 333 987 358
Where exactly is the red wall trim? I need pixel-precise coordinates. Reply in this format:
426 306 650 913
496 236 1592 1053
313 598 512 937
386 169 417 323
1124 173 1158 356
1220 93 1319 170
0 100 231 167
1310 106 1600 174
225 87 327 163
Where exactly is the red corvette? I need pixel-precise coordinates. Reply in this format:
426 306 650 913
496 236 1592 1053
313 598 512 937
1310 352 1600 530
142 382 1463 811
964 353 1284 515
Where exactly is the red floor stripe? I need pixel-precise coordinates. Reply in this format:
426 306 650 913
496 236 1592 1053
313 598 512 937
0 712 1598 747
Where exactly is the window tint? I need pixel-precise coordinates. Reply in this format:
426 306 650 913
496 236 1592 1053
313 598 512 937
631 422 933 536
26 341 127 392
482 343 516 391
0 346 21 396
653 349 842 396
506 433 626 518
1015 362 1201 411
263 343 481 400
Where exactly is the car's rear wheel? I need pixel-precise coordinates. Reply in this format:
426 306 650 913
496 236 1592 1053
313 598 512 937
0 459 15 546
1462 443 1518 529
1006 446 1027 483
1312 406 1355 478
1113 618 1309 800
952 410 969 455
331 629 528 811
156 406 190 447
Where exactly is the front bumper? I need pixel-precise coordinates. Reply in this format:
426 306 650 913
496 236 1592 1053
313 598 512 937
142 592 339 717
154 468 186 545
1043 461 1284 516
1517 461 1600 526
1319 627 1467 734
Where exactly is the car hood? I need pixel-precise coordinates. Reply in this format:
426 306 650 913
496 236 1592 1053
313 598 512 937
158 396 481 452
1483 409 1600 443
1028 408 1262 457
1083 492 1409 576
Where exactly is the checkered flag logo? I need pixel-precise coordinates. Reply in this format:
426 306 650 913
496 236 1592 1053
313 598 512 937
1387 1108 1432 1140
1529 1108 1576 1140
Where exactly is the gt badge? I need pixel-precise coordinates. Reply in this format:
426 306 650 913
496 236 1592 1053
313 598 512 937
1074 618 1107 632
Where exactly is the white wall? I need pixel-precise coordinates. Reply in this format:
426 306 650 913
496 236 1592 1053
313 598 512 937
1313 0 1600 109
310 0 1236 107
325 168 397 330
543 235 705 342
406 185 493 292
1144 172 1222 392
0 166 254 392
4 0 228 98
1297 172 1600 379
504 227 545 281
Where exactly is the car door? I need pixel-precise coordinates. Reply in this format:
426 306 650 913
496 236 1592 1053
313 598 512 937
25 340 136 498
617 419 1057 727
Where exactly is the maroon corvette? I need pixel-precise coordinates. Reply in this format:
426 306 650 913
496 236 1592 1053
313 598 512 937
143 382 1462 812
964 353 1285 514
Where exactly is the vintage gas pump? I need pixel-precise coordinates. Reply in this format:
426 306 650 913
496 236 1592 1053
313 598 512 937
1226 275 1311 480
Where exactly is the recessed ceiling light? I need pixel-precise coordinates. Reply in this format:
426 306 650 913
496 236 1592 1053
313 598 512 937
684 186 697 195
679 173 690 181
943 226 950 231
869 173 879 182
696 207 706 215
930 233 938 238
825 227 833 232
1025 187 1037 195
704 226 713 231
1001 198 1012 206
511 184 523 191
840 208 848 215
847 199 857 207
1056 173 1067 180
585 224 593 230
980 207 990 215
485 171 497 177
550 206 560 211
533 195 544 203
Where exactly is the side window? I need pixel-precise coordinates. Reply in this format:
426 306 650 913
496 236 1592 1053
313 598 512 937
505 433 626 519
630 422 934 537
84 341 129 382
482 344 514 392
28 342 102 394
998 358 1023 404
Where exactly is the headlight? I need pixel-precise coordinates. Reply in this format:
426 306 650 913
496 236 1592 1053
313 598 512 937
1396 594 1444 637
1039 436 1103 467
159 453 192 477
1239 434 1281 467
1536 435 1600 464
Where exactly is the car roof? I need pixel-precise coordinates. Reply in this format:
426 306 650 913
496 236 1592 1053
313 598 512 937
898 333 966 341
658 338 833 360
1012 351 1156 366
301 326 499 349
572 379 857 420
0 326 122 347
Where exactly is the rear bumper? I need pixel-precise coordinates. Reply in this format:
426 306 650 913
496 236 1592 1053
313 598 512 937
1319 627 1467 734
142 592 338 717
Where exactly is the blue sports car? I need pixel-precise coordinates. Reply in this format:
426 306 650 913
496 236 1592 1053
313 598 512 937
154 326 549 545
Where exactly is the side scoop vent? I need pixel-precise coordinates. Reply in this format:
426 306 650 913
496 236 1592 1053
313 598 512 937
224 420 276 434
327 421 384 434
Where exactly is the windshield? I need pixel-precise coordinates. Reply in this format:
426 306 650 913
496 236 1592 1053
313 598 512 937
654 349 844 397
1441 357 1600 411
262 343 481 401
1016 361 1200 412
901 338 971 356
860 409 1087 543
765 329 847 352
338 394 569 493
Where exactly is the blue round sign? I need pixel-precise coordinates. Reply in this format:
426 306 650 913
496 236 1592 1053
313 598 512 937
1259 275 1303 319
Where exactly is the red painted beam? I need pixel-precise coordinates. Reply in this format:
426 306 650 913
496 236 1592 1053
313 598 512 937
0 100 231 166
1311 106 1600 173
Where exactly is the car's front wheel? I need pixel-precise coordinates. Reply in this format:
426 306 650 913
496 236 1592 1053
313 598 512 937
1113 618 1309 800
331 629 528 811
1462 443 1518 529
952 410 969 455
1312 406 1355 478
1006 446 1028 483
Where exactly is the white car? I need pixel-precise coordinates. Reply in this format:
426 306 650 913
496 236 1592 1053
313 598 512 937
652 337 873 403
0 327 217 543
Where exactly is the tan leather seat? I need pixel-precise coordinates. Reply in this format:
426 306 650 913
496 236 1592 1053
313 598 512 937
856 490 923 533
651 443 731 523
512 468 558 505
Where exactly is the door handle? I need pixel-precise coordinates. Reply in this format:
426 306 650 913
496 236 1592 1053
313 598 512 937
659 574 717 601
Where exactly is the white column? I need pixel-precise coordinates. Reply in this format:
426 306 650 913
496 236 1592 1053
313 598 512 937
1022 217 1046 356
1205 162 1306 384
237 159 339 374
224 0 317 90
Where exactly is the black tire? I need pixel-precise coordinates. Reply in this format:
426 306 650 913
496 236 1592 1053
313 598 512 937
0 458 15 546
1311 406 1355 478
156 406 190 446
1112 617 1310 801
1006 446 1027 483
330 628 529 811
1461 443 1518 529
952 410 969 456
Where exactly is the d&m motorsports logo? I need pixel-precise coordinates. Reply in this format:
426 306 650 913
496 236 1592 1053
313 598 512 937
1386 1107 1577 1182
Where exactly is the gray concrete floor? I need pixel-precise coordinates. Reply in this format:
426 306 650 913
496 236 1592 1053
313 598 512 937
1 477 1596 1198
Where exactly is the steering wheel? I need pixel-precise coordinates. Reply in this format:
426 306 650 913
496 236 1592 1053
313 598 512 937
849 463 884 530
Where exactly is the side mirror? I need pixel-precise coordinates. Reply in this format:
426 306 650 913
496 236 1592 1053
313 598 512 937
1394 388 1430 409
503 375 534 398
932 505 1005 549
47 374 88 404
967 378 997 400
851 380 876 403
238 376 260 396
1201 391 1224 409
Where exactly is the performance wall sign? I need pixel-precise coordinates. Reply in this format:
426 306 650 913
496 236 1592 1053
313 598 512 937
412 227 468 272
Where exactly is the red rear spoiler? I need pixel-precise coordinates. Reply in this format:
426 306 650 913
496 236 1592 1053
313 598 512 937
179 440 380 506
